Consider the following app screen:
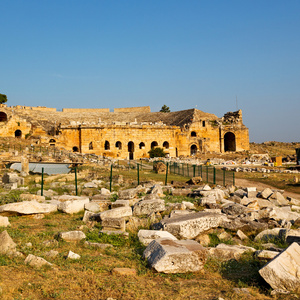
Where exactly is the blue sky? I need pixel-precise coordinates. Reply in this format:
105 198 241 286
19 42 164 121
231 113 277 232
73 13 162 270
1 0 299 142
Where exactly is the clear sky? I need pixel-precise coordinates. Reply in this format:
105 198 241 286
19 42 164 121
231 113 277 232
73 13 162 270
1 0 299 142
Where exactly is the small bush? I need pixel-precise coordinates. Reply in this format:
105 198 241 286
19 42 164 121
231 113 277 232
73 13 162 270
148 147 166 158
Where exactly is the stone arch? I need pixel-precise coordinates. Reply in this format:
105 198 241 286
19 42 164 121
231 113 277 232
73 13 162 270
15 130 22 138
73 146 79 152
163 141 169 149
224 132 236 152
89 142 93 150
128 141 134 160
139 142 145 149
104 140 110 150
190 144 197 155
49 139 56 147
0 112 8 122
191 131 197 137
151 141 158 149
115 141 122 149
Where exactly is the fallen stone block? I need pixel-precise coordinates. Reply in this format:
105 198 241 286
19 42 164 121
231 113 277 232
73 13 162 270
58 197 89 214
260 188 273 199
269 207 300 222
255 250 280 260
208 244 256 260
138 229 177 246
84 202 100 213
84 241 112 249
133 199 165 216
20 194 45 202
0 201 57 216
59 231 86 242
259 242 300 291
157 211 228 239
110 200 130 209
101 218 125 231
66 250 80 260
143 238 207 273
246 187 257 198
254 228 286 242
100 206 132 220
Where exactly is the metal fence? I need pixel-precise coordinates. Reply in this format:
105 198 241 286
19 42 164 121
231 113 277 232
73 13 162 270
168 162 235 186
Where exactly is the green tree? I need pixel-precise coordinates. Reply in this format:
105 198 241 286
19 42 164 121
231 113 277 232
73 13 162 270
0 94 7 104
160 105 170 113
148 147 166 158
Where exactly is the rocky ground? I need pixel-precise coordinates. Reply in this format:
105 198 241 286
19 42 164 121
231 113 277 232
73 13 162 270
0 162 300 300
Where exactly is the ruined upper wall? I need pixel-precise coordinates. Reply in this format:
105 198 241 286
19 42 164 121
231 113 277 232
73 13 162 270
14 106 57 112
222 109 243 124
62 108 110 113
114 106 151 113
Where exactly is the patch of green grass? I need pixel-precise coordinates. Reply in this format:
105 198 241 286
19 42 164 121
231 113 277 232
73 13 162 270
208 233 234 247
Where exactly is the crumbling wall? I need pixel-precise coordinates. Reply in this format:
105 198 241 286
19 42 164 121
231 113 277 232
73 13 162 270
62 108 110 113
222 110 243 124
114 106 151 113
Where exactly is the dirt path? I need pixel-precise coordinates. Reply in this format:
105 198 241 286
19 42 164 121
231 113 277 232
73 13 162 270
235 178 300 200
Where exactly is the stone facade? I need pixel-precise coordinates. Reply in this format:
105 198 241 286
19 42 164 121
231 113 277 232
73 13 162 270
0 105 249 159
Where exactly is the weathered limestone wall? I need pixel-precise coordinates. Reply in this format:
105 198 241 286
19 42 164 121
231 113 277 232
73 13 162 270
14 106 57 112
62 108 110 113
114 106 151 113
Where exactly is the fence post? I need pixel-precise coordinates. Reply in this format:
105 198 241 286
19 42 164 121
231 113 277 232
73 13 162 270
193 165 196 177
41 167 44 196
233 171 235 186
206 165 208 183
200 165 202 177
182 164 184 177
213 167 216 184
110 164 113 192
75 167 78 196
165 162 169 185
223 169 226 186
137 163 140 185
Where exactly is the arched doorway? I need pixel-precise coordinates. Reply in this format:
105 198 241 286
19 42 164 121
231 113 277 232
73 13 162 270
224 132 236 152
73 146 79 152
115 141 122 149
139 142 145 149
191 131 197 137
104 141 110 150
0 112 8 122
163 141 169 149
15 130 22 138
190 144 197 155
128 141 134 160
89 142 93 150
151 141 158 149
49 139 56 147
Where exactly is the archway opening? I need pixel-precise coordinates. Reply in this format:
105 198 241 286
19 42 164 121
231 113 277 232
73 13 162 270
73 146 79 152
224 132 236 152
191 131 197 137
139 142 145 149
104 141 110 150
49 139 56 147
128 141 134 160
89 142 93 150
0 112 8 122
151 141 158 149
163 141 169 149
115 141 122 149
190 144 197 156
15 130 22 138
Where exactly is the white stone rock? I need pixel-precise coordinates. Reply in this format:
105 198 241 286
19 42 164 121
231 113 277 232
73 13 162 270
159 211 228 239
138 230 177 246
182 201 195 210
208 244 255 260
246 187 257 198
20 194 46 202
0 216 10 227
260 188 273 199
143 238 207 273
269 207 300 222
100 188 111 195
259 242 300 291
0 230 16 254
100 206 132 220
255 250 280 260
133 199 165 216
84 202 100 213
58 197 89 214
84 182 98 188
66 250 81 260
0 201 57 216
286 229 300 245
59 231 86 241
24 254 52 268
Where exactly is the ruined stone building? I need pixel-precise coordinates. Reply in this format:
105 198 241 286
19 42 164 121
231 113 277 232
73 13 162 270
0 105 249 159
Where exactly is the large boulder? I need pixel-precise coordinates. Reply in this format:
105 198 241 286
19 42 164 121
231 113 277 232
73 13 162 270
138 230 177 246
0 201 57 216
156 211 228 239
259 242 300 291
143 238 207 273
0 230 16 254
133 199 165 216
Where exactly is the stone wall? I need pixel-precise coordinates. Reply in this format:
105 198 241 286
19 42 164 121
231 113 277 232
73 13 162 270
62 108 110 113
114 106 151 113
